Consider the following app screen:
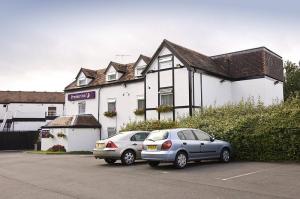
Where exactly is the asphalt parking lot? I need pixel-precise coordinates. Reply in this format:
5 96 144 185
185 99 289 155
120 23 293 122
0 152 299 199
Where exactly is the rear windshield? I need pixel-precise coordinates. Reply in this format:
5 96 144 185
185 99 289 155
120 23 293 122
146 130 169 141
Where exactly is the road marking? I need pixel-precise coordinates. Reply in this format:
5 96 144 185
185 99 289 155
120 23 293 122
221 170 264 181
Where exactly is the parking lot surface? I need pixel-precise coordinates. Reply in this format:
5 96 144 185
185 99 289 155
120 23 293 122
0 152 299 199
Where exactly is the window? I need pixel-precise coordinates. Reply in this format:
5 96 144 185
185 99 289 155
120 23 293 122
135 65 146 76
48 107 57 116
107 99 116 112
107 127 117 138
130 132 149 141
193 130 211 141
159 88 173 106
107 72 117 81
181 130 197 140
161 93 173 106
137 98 145 110
78 102 86 114
146 130 169 141
158 55 172 69
78 78 86 86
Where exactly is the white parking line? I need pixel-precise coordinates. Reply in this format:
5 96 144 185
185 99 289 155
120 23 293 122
221 170 264 181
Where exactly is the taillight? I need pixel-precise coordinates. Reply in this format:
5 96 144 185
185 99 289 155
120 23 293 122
142 144 145 150
161 140 172 150
106 141 118 148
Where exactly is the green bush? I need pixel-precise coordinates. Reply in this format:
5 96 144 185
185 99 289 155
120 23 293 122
121 97 300 161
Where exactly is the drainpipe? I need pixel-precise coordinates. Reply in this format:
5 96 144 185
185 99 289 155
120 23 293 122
97 88 101 139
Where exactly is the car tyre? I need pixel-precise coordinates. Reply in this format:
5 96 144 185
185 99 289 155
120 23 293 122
174 151 187 169
148 161 160 167
220 148 230 163
121 150 136 165
104 158 117 164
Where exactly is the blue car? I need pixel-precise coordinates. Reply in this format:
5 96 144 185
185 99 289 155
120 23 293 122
141 128 232 169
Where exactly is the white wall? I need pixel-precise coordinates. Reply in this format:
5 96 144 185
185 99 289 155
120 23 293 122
231 76 283 105
145 46 189 121
99 81 144 139
7 103 64 118
64 89 99 118
0 103 64 131
41 128 100 152
201 74 232 107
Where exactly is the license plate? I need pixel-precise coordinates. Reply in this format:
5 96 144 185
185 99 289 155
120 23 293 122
96 143 105 149
147 145 157 151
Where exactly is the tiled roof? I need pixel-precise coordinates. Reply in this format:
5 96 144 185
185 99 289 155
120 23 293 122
81 68 97 78
211 47 284 81
140 55 151 64
65 39 283 91
43 114 101 128
163 39 229 77
65 57 145 91
0 91 65 104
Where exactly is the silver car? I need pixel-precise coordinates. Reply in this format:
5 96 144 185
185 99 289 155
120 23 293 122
93 131 150 165
141 128 232 169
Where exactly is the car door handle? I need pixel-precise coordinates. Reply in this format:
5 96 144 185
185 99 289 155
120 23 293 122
183 142 187 145
201 143 204 145
132 143 137 146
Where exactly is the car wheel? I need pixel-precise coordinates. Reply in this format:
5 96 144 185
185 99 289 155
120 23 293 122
174 151 187 169
220 148 230 163
121 150 136 165
148 161 160 167
104 158 116 164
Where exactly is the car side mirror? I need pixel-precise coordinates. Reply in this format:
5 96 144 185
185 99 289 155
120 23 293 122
210 136 215 142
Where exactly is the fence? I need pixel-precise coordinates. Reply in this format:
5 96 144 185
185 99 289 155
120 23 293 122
0 131 39 150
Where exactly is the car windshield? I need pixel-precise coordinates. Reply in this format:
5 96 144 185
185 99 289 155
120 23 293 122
146 130 169 141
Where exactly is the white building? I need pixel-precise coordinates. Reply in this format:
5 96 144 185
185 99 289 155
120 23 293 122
0 91 65 131
41 114 101 151
55 39 284 142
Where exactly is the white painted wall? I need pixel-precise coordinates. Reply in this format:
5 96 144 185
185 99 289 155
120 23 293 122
201 74 232 107
231 76 283 105
99 81 144 139
64 89 99 118
41 128 100 152
0 103 64 131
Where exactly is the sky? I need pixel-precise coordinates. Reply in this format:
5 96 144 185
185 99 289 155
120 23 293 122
0 0 299 92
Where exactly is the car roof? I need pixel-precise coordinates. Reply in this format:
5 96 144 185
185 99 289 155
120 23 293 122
151 128 196 132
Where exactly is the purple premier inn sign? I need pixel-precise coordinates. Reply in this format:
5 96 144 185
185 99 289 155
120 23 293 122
68 91 96 101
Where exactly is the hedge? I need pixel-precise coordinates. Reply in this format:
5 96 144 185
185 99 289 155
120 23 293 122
121 97 300 161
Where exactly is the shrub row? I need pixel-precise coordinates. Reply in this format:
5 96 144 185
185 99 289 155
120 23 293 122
121 97 300 161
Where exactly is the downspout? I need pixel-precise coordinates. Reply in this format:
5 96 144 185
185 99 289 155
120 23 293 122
97 88 101 140
188 69 193 116
200 73 203 112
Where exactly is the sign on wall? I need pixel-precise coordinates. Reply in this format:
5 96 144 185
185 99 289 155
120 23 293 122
68 91 96 101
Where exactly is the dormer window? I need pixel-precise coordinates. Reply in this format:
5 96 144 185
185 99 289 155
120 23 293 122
78 77 87 86
135 65 146 77
107 72 117 81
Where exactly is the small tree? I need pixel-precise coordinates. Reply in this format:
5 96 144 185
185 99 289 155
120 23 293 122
284 61 300 100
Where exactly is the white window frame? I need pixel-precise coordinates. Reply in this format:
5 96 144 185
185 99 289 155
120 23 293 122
107 127 117 138
135 65 146 77
107 71 117 81
47 106 57 116
107 98 116 112
159 88 173 106
137 96 145 110
78 101 86 114
158 55 173 70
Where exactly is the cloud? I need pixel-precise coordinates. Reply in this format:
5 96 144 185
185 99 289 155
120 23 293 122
0 0 299 91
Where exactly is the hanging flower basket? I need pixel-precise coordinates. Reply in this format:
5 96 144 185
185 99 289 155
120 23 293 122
134 109 145 115
156 105 173 113
41 131 54 138
104 111 117 117
57 132 67 138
